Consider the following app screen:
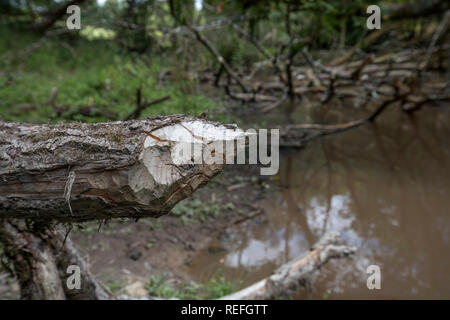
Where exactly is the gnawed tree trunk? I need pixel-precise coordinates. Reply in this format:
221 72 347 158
0 115 247 299
220 231 356 300
0 115 245 222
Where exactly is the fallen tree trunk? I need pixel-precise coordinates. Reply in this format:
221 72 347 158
0 115 246 299
277 97 401 148
220 231 356 300
0 115 244 222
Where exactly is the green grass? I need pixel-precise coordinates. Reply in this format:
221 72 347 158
171 198 234 224
147 273 241 299
0 28 217 123
107 279 124 294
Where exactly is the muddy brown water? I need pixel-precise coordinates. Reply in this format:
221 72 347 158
185 106 450 299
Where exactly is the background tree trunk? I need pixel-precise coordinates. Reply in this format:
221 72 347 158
0 219 111 299
0 220 66 299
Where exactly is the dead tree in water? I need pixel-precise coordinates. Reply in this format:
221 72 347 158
116 231 356 300
221 231 355 300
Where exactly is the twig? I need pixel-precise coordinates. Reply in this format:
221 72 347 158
63 171 76 216
321 73 336 104
125 94 170 120
419 10 450 70
231 209 264 225
261 92 288 113
188 25 251 93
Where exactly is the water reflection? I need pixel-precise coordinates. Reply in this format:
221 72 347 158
186 107 450 299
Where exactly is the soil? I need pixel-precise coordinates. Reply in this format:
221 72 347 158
0 163 276 299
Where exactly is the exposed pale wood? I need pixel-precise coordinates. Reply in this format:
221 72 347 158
0 115 244 222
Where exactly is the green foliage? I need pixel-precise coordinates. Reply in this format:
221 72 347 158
204 275 238 299
300 0 381 47
322 288 332 300
0 0 388 125
171 198 232 224
107 280 124 294
218 33 261 68
147 272 240 299
147 273 178 298
0 28 217 123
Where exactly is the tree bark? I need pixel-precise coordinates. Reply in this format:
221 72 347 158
47 227 111 300
0 219 110 299
0 115 244 222
0 220 66 299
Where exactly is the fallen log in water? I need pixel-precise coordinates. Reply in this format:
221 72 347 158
277 100 393 148
116 231 355 301
0 115 245 222
220 231 356 300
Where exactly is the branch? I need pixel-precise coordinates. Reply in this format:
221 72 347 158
419 10 450 70
125 87 170 120
330 24 398 66
188 26 251 93
278 97 401 147
29 0 86 33
386 0 449 20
